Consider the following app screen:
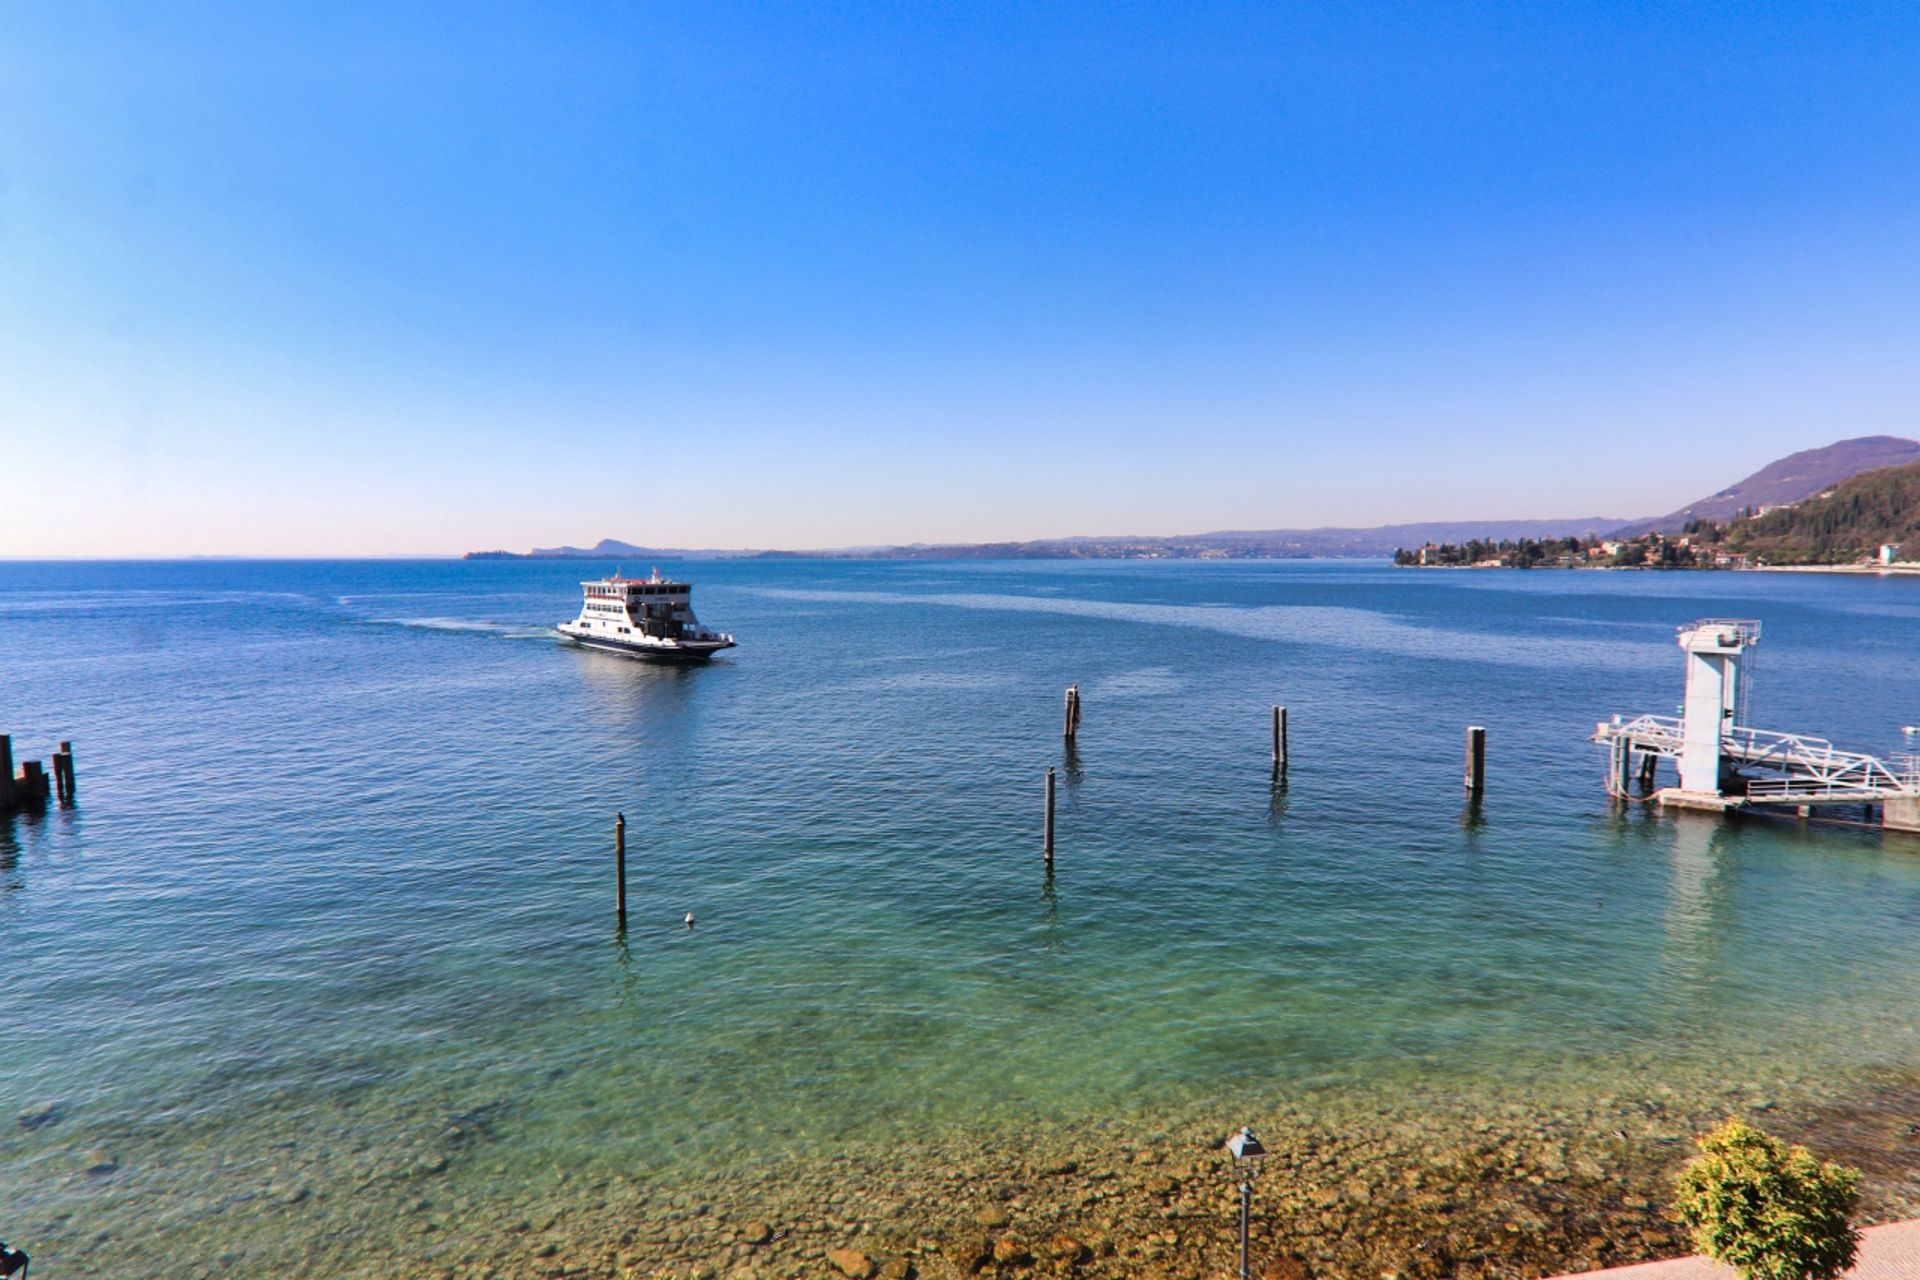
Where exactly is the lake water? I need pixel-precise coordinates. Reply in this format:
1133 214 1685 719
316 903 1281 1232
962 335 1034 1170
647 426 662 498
3 559 1919 1278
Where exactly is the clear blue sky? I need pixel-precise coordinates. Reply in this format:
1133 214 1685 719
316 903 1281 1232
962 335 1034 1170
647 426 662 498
4 3 1918 555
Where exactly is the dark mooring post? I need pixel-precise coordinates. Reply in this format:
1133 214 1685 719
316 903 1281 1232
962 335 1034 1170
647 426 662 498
52 740 75 803
1271 706 1289 773
0 734 13 806
1464 725 1487 796
614 812 628 926
1043 767 1056 867
1063 684 1082 742
20 760 48 807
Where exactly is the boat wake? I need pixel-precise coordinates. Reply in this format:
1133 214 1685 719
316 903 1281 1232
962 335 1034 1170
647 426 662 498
747 587 1666 671
369 616 559 642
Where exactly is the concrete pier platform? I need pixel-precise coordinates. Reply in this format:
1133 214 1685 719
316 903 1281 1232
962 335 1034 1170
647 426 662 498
1652 789 1739 814
1543 1217 1920 1279
1883 795 1920 833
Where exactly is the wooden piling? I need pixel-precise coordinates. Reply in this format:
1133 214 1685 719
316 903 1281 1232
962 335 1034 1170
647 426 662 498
1063 684 1081 741
615 812 628 925
0 735 12 805
1272 705 1288 772
1043 767 1056 866
1636 751 1657 794
20 760 48 806
57 740 75 801
1464 725 1487 795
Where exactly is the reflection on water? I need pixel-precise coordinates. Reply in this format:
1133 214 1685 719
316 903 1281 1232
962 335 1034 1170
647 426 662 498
0 817 19 884
1662 814 1726 981
1460 793 1488 836
572 643 711 712
1266 772 1289 825
1039 874 1066 953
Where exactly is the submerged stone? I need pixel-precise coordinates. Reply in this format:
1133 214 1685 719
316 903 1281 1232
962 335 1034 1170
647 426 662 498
826 1246 874 1278
990 1236 1030 1265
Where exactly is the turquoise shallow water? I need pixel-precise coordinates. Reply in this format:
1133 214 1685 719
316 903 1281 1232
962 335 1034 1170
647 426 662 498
3 559 1920 1275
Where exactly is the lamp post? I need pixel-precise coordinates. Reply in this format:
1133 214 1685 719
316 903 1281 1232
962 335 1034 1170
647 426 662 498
1225 1125 1267 1280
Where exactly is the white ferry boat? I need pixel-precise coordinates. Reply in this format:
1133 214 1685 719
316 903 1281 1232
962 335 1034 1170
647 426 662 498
558 570 736 662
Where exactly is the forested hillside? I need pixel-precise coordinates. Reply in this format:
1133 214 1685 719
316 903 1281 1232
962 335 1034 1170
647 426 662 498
1723 460 1920 562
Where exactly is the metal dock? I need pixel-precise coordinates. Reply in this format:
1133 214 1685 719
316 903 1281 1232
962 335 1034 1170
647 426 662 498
1595 619 1920 832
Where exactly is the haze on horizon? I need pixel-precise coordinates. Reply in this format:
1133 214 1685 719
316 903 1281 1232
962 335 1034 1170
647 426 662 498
3 3 1919 558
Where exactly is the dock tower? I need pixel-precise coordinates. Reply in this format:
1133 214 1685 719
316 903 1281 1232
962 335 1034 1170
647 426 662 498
1676 619 1757 796
1596 618 1920 832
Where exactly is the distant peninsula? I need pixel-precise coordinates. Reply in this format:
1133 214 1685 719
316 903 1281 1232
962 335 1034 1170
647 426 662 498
467 436 1918 565
465 520 1627 563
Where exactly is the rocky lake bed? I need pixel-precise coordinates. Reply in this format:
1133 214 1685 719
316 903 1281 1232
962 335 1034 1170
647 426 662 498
12 1068 1919 1280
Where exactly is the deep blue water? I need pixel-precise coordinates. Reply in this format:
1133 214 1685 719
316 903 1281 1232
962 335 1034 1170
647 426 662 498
3 558 1919 1275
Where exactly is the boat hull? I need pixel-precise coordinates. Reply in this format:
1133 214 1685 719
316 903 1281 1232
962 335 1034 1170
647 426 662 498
560 628 735 663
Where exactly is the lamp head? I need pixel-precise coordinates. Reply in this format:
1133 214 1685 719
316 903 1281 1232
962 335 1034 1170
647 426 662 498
1225 1126 1267 1162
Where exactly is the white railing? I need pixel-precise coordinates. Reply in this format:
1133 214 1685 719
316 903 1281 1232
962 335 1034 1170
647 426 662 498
1725 728 1910 796
1683 618 1762 644
1593 714 1683 752
1744 771 1915 800
1597 713 1920 800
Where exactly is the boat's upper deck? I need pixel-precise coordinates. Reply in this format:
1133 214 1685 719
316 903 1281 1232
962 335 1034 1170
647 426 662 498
582 572 692 602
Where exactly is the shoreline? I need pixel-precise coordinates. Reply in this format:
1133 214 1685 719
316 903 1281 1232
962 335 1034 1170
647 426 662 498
1401 563 1920 576
1741 563 1920 576
18 1068 1920 1280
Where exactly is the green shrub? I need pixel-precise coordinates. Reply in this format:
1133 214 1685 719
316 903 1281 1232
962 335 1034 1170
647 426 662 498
1673 1119 1860 1280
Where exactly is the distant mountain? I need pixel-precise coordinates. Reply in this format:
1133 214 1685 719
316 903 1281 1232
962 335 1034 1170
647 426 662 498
1722 459 1920 563
878 518 1626 560
466 437 1920 562
467 519 1624 562
1613 435 1920 535
465 538 754 561
1176 517 1624 556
